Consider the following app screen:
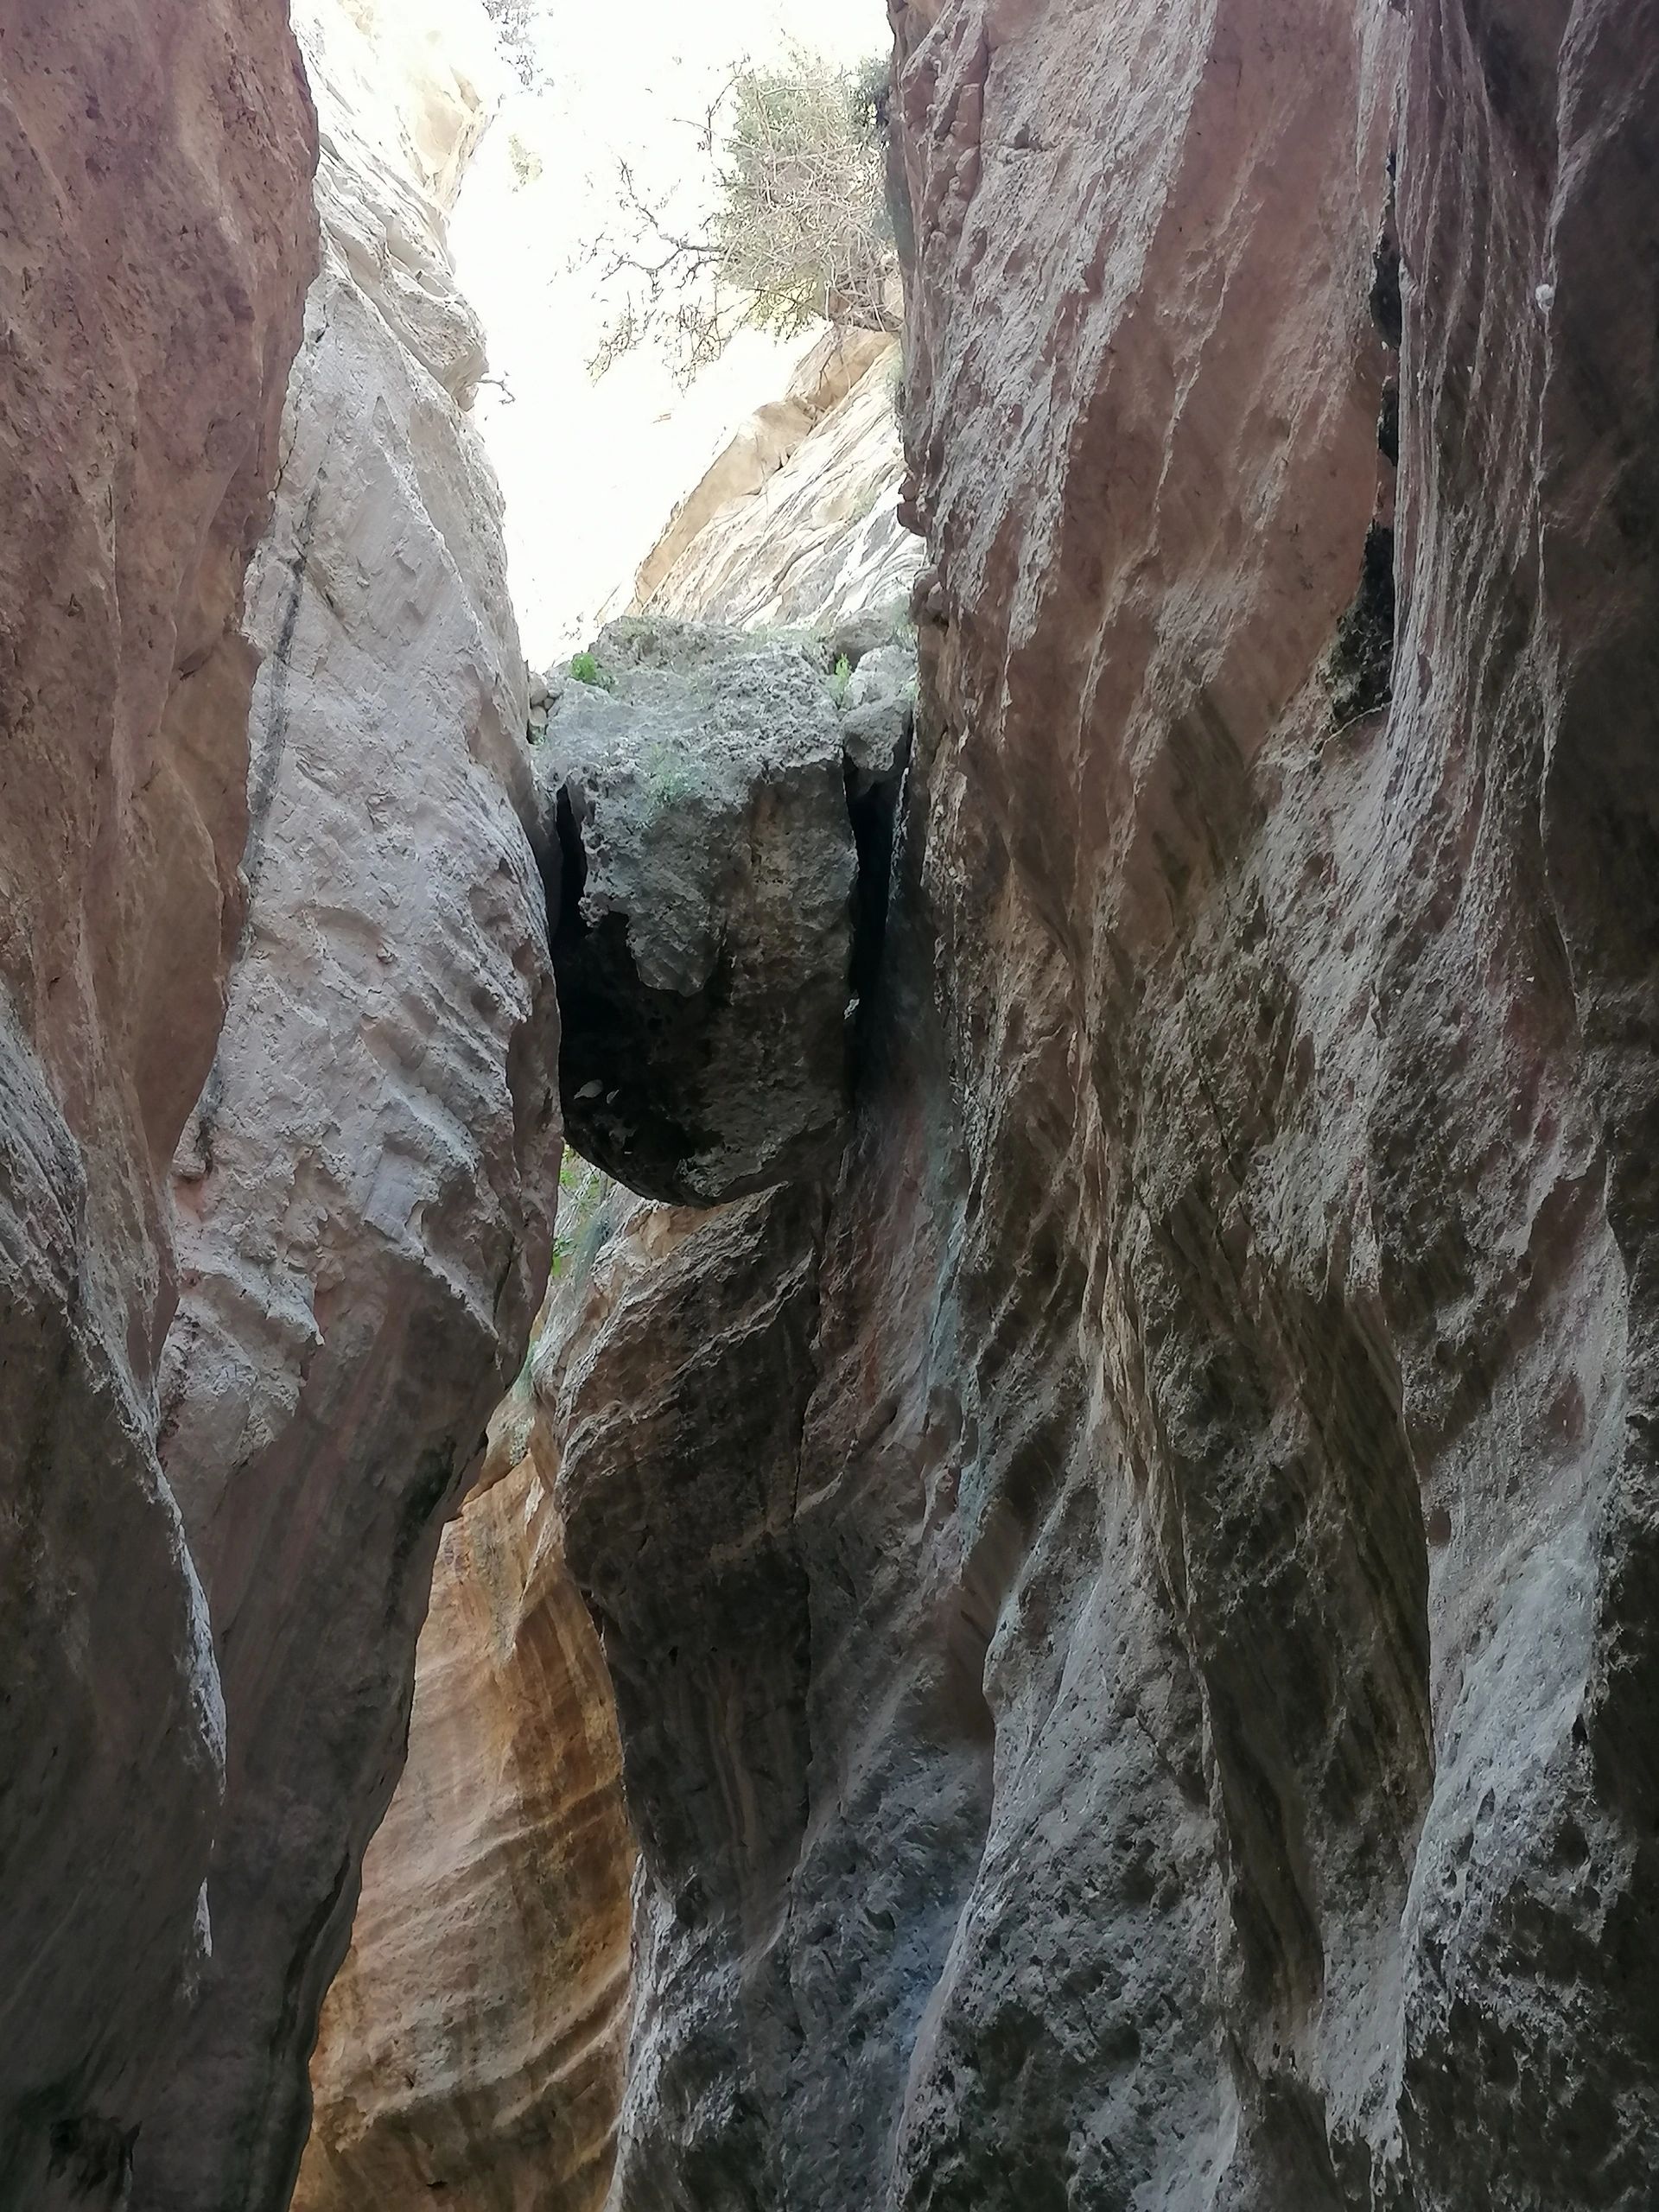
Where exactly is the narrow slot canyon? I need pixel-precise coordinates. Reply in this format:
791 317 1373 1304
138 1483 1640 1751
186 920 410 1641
1 1 1657 2209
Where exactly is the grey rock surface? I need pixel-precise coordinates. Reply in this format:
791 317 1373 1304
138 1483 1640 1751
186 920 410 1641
547 0 1659 2208
540 620 858 1206
130 6 559 2206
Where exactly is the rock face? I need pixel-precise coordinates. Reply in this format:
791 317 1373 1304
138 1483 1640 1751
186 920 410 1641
10 0 1656 2205
0 3 316 2201
130 3 559 2205
633 337 921 631
292 1302 633 2212
542 621 857 1207
545 0 1659 2206
555 1182 836 2209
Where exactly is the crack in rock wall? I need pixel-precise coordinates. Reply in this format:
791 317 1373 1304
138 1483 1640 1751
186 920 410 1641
292 1243 636 2212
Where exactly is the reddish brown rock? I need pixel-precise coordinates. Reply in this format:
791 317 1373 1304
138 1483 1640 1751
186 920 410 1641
0 3 316 2200
291 1162 633 2212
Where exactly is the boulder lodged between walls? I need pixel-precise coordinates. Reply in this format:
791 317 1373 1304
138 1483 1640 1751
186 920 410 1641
537 618 902 1207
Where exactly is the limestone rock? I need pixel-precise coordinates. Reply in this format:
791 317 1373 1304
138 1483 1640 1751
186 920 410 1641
291 1160 632 2212
542 620 857 1206
637 344 921 631
629 400 815 612
629 328 899 615
0 2 316 2199
130 4 559 2204
552 1183 835 2210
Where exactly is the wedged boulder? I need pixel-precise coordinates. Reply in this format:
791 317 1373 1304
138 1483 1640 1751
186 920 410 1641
540 620 858 1206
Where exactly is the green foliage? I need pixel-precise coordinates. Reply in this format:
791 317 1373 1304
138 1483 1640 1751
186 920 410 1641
850 52 892 136
830 653 854 707
887 346 906 431
550 1154 610 1281
589 46 898 382
712 50 895 345
507 131 544 188
643 741 696 808
887 600 918 650
569 650 613 690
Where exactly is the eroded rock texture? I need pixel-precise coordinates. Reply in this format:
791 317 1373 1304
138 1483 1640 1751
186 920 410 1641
132 4 558 2204
632 331 920 627
550 0 1659 2206
0 3 316 2199
293 1304 633 2212
542 622 857 1206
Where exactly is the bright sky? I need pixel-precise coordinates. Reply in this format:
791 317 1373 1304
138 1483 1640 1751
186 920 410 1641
451 0 889 663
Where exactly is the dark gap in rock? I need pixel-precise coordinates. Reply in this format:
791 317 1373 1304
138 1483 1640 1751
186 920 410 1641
1370 226 1402 350
1378 377 1400 467
552 782 588 943
843 715 913 1043
846 762 895 1006
46 2107 137 2195
1330 522 1397 727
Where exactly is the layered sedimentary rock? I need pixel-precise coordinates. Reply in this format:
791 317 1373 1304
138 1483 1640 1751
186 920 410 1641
542 621 857 1206
634 336 921 630
550 0 1659 2206
0 4 316 2201
293 1294 633 2212
131 4 559 2205
630 327 912 622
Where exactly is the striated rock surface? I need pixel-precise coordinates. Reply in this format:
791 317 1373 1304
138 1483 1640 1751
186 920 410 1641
635 339 921 631
547 0 1659 2207
131 3 559 2205
293 1278 633 2212
541 620 857 1207
555 1181 835 2210
0 3 317 2200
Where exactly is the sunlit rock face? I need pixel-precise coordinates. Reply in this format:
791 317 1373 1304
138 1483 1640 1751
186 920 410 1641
541 620 858 1207
0 3 316 2201
130 3 559 2205
547 0 1659 2205
292 1299 634 2212
631 329 920 627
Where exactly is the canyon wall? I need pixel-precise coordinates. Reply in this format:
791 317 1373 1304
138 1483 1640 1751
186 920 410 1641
127 3 561 2206
293 1262 634 2212
9 2 1656 2208
545 0 1659 2206
631 329 921 628
0 3 317 2201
